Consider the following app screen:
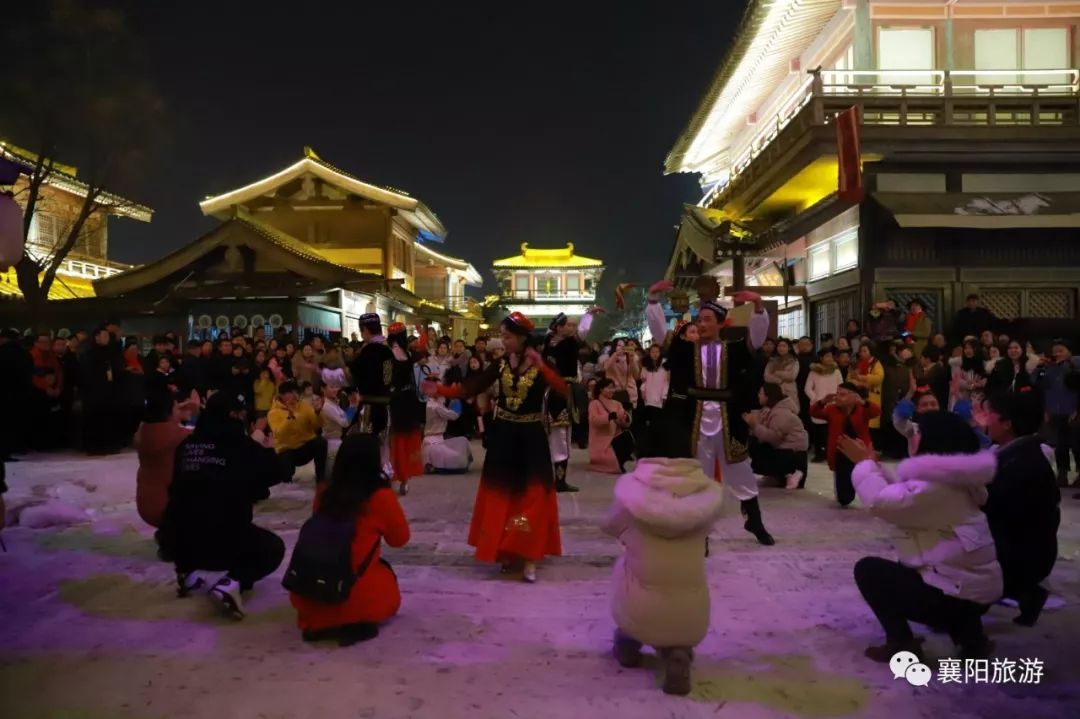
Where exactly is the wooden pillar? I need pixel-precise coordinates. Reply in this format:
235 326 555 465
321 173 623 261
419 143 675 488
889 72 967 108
854 0 873 71
944 18 955 70
731 256 746 291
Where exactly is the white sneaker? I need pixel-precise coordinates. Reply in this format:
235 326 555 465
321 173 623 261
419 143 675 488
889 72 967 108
176 571 206 598
209 577 245 620
785 470 804 490
522 562 537 583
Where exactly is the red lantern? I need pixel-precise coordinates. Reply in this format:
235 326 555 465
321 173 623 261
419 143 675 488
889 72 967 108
0 192 25 271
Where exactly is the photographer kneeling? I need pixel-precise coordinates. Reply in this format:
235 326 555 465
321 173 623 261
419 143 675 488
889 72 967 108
842 412 1001 663
744 384 808 489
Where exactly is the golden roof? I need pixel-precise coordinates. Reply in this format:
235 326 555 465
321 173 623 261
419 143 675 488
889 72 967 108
0 267 96 300
492 243 603 269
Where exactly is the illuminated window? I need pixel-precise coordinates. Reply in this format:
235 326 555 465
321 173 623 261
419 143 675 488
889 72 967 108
1024 28 1069 85
808 244 831 281
29 212 60 251
537 274 561 296
514 274 530 297
877 27 934 88
833 231 858 271
975 29 1019 85
974 28 1069 86
566 273 581 293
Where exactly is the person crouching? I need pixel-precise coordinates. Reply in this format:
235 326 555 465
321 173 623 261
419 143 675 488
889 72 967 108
842 412 1001 662
288 434 410 646
745 383 809 489
601 457 724 696
159 391 289 619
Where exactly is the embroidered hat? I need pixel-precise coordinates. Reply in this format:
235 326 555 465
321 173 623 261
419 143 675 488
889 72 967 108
501 311 535 337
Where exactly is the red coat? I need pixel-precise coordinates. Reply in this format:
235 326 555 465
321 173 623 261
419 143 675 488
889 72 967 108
810 400 880 470
30 346 63 394
290 487 410 631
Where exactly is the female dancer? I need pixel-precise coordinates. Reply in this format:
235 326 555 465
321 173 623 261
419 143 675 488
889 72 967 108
424 312 568 582
387 322 426 495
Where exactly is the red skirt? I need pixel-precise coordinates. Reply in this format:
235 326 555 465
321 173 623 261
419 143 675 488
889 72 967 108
467 478 562 563
390 429 423 483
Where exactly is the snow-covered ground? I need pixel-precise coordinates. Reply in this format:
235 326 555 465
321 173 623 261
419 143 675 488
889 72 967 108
1 447 1078 719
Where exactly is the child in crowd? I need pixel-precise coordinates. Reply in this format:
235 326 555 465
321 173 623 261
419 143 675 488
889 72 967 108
253 368 276 416
601 457 725 696
810 383 879 507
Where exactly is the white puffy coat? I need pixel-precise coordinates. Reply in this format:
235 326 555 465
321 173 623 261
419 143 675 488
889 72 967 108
601 458 724 648
852 452 1003 604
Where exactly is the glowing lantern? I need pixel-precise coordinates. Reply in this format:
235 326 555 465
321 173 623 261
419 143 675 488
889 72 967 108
0 192 24 271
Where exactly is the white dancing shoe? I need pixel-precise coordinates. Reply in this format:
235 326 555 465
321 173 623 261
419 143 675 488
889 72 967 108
522 562 537 583
785 470 804 490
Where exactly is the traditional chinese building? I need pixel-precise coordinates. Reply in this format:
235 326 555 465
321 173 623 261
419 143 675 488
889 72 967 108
665 0 1080 343
0 141 151 302
83 149 481 341
491 243 604 326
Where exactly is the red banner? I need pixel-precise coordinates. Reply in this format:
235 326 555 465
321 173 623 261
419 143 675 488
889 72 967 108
836 105 864 204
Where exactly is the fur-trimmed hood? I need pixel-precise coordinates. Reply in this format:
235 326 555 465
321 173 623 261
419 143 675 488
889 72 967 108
811 361 839 375
895 451 997 504
613 458 724 538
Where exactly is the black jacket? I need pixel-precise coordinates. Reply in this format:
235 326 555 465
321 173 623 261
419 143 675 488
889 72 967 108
160 417 287 563
984 435 1060 592
80 343 121 401
952 307 995 342
174 354 208 398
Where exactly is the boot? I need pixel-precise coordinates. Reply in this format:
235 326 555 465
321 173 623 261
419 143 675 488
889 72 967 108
554 460 578 492
209 577 245 620
740 497 775 546
1014 585 1049 627
662 648 692 696
338 622 379 647
612 630 643 668
864 636 923 664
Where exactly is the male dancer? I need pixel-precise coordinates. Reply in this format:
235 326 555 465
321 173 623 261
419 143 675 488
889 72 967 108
348 312 395 480
646 280 775 545
544 308 599 492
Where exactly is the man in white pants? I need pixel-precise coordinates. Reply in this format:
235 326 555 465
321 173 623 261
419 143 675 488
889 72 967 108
646 281 775 545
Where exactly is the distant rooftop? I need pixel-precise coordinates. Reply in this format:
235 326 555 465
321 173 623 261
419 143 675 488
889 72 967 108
492 243 603 269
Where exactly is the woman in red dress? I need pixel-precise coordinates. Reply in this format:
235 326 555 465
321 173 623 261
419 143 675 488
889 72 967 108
424 312 568 583
290 434 410 645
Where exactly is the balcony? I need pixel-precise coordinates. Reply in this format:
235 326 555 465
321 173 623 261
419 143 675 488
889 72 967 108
705 67 1080 211
503 289 596 302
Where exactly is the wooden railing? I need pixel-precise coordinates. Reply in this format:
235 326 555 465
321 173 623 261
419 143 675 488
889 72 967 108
704 67 1080 207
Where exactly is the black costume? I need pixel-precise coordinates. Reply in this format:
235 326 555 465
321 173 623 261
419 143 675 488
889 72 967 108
543 312 593 492
983 435 1061 625
646 298 775 545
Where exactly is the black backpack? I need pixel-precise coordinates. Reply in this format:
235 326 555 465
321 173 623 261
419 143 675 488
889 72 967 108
282 513 380 604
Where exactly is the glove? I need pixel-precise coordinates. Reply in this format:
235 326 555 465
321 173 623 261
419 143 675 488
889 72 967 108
894 398 915 421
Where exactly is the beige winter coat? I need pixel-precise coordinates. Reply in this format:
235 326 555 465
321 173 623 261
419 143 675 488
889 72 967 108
763 356 799 401
751 399 809 452
852 451 1003 604
601 458 724 649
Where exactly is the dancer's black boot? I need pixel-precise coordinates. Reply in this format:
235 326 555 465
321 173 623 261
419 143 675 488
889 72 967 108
554 460 578 492
740 497 775 545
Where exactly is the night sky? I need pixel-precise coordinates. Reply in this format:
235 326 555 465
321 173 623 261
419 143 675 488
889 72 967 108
48 2 740 291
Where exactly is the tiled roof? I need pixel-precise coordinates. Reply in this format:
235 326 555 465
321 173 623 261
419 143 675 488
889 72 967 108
493 243 604 269
0 142 153 222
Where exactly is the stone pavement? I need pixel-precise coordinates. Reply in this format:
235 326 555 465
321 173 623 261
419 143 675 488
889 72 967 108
0 447 1078 719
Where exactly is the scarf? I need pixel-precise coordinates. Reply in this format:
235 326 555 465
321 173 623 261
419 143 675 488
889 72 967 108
903 311 923 334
